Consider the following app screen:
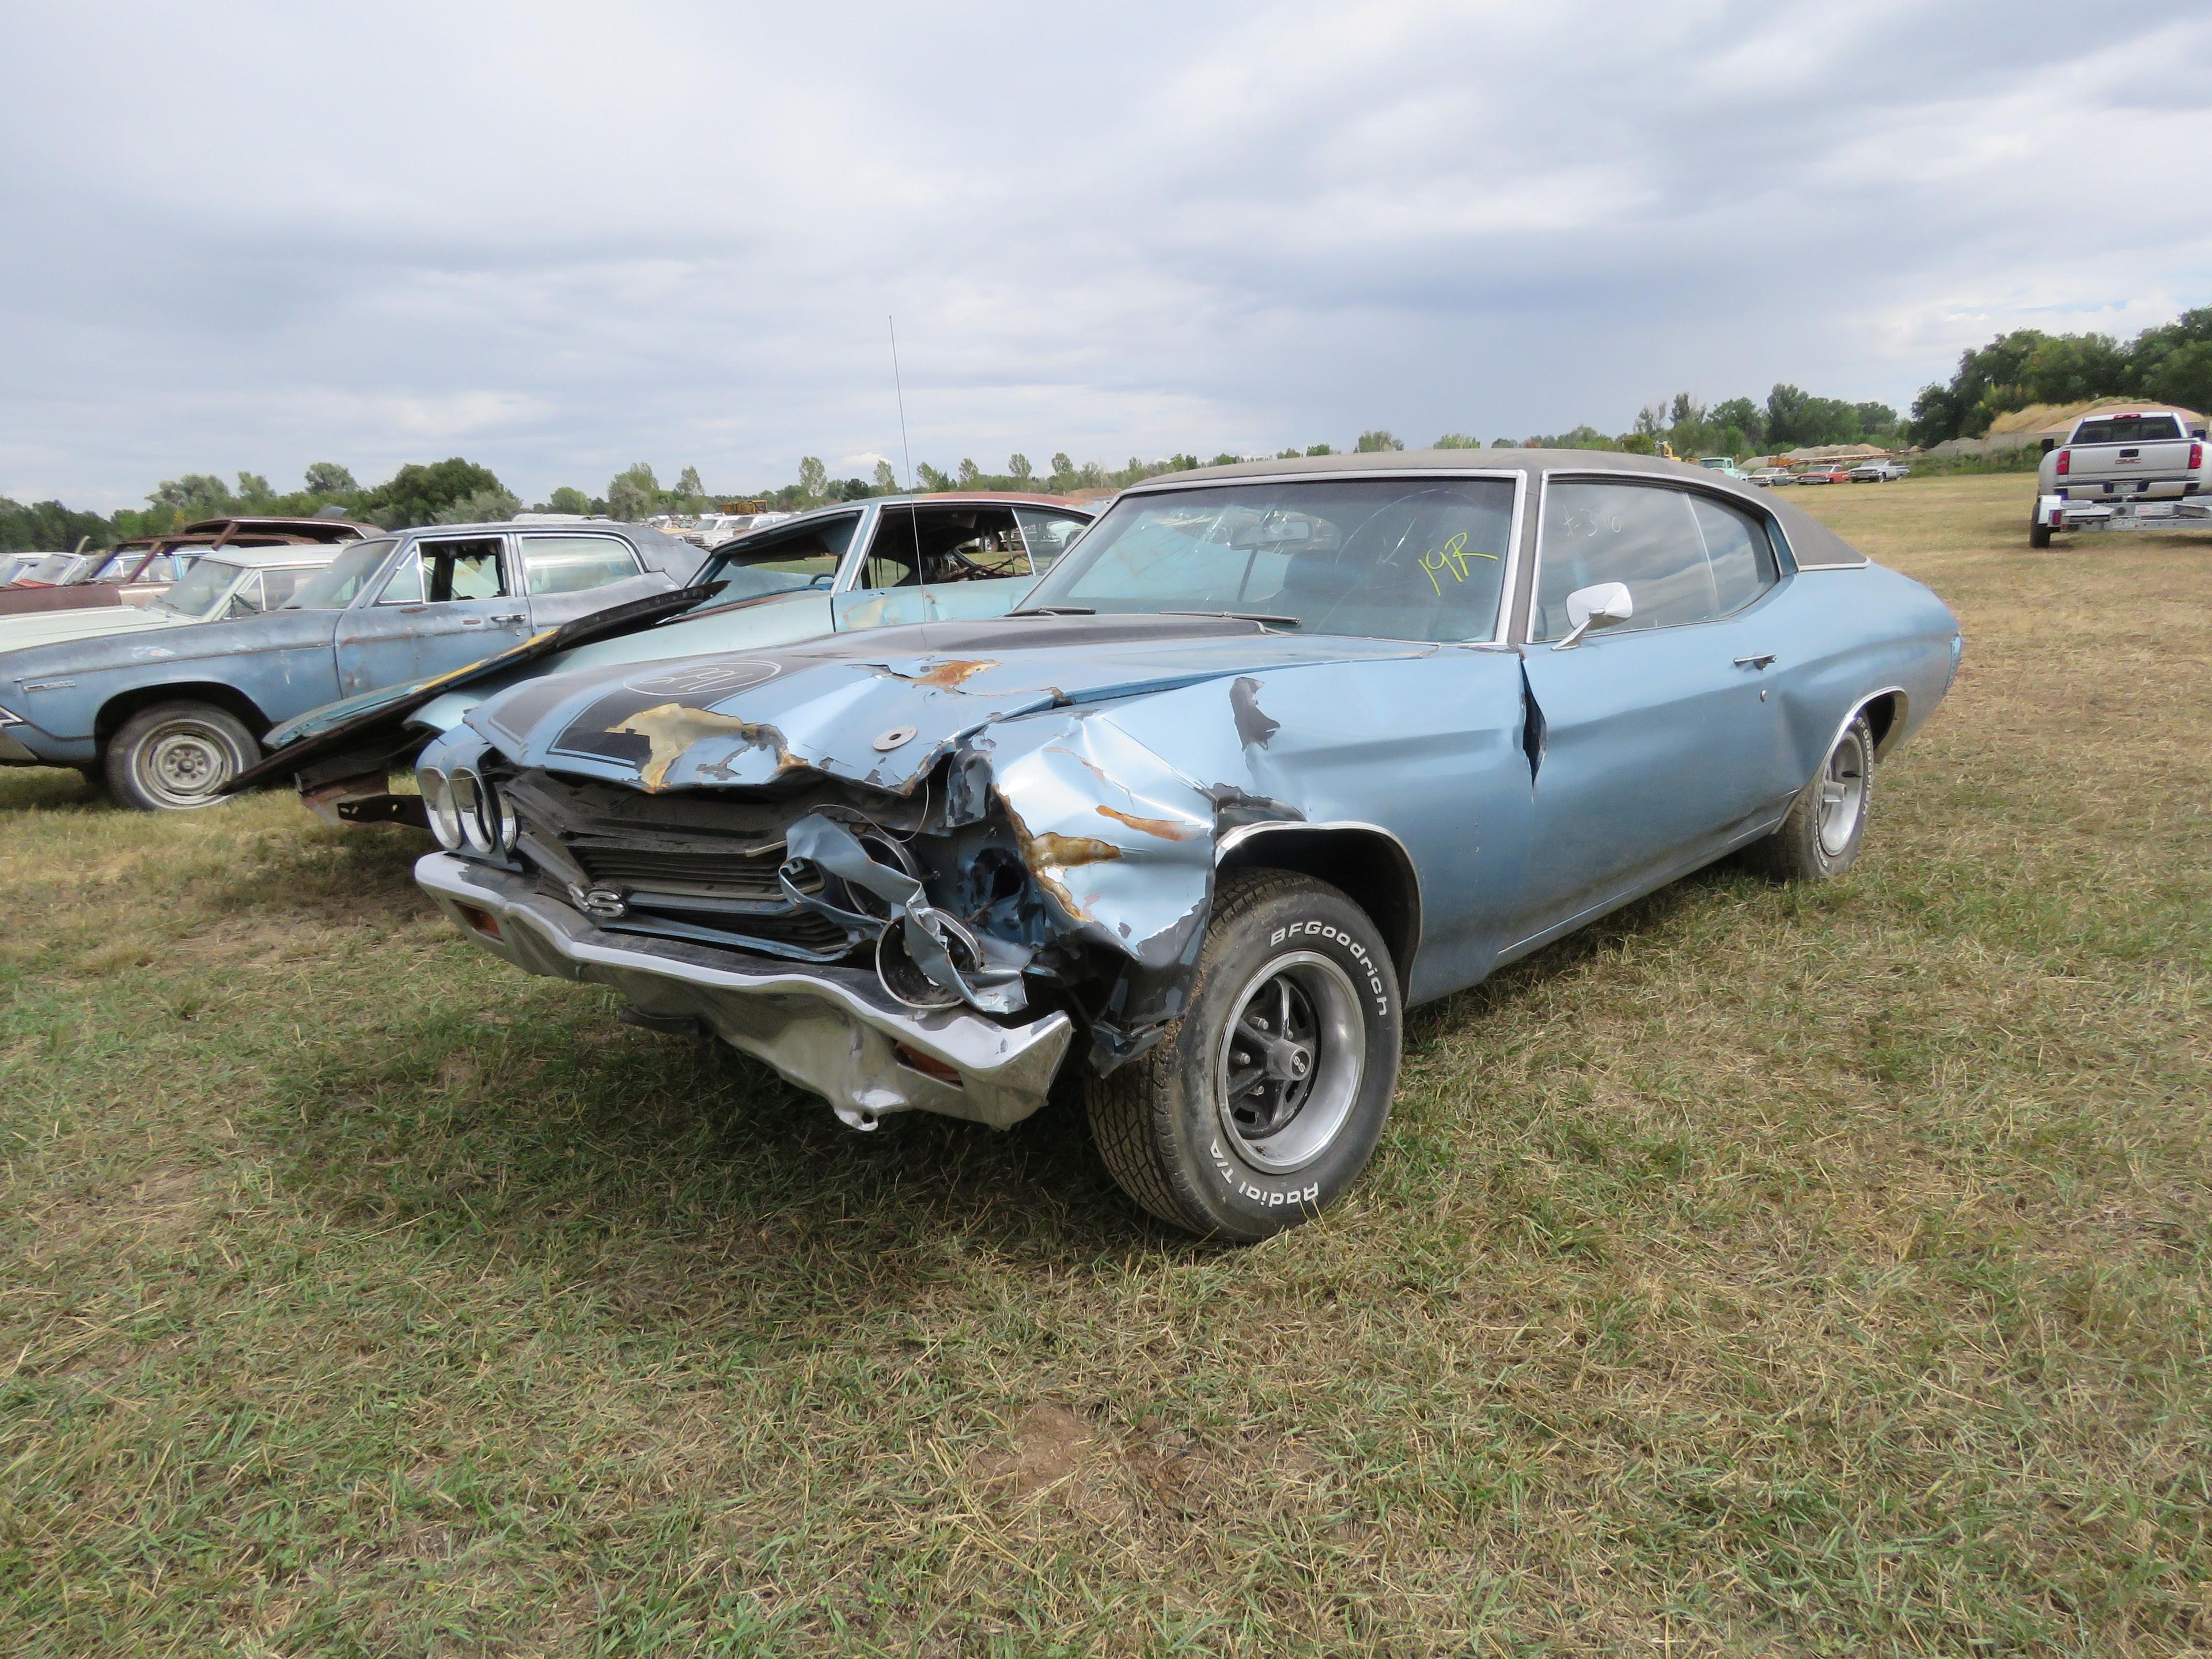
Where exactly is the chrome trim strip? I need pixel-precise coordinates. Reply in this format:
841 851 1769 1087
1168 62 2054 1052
415 853 1074 1131
1214 819 1426 975
1825 684 1911 766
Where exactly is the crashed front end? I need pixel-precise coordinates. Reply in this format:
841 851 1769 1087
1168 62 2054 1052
410 627 1340 1131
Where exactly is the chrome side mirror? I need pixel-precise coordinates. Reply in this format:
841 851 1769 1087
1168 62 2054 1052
1553 581 1633 650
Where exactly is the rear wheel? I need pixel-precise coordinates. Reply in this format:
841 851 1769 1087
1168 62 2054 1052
104 701 259 811
1746 713 1874 882
2028 516 2053 548
1085 869 1401 1241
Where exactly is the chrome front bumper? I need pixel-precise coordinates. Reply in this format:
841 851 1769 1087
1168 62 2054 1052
414 853 1074 1130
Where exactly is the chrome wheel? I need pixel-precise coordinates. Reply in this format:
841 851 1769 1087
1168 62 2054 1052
1816 725 1870 857
134 721 236 808
1215 951 1365 1174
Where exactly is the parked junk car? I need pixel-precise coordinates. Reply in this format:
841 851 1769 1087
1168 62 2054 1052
1745 467 1791 487
1792 463 1851 486
234 494 1096 827
0 520 705 810
0 552 60 585
411 450 1963 1240
0 515 379 619
1848 459 1910 483
3 551 101 589
2030 408 2210 547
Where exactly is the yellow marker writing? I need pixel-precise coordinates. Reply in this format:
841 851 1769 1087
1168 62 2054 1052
1420 531 1499 595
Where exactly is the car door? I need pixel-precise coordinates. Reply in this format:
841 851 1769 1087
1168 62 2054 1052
513 531 663 627
839 502 1062 627
1507 477 1796 949
331 534 534 697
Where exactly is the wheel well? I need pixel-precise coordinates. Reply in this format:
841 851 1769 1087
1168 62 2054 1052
96 683 271 746
1859 690 1904 756
1218 825 1421 994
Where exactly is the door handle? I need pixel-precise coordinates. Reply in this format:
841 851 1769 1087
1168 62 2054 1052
489 612 527 624
1733 653 1777 669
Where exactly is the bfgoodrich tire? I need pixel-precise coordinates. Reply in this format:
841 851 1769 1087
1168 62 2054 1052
104 701 259 812
1746 713 1875 883
1085 869 1402 1241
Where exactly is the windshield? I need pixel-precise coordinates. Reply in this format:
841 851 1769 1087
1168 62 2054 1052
695 514 861 601
282 539 397 609
1021 477 1517 642
153 559 245 619
93 550 148 581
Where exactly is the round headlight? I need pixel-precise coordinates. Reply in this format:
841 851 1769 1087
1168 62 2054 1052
419 766 461 850
494 785 521 855
450 766 497 855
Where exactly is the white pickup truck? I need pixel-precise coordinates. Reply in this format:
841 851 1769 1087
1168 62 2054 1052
2031 408 2209 546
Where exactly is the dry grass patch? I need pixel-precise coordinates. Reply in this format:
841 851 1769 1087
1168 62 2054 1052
1 474 2209 1655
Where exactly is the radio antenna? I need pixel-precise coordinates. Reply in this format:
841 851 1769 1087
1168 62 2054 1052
889 316 927 597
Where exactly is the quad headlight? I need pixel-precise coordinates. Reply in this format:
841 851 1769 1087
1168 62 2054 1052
446 764 520 858
419 766 462 850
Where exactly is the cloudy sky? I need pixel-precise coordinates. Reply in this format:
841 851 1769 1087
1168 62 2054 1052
5 1 2210 509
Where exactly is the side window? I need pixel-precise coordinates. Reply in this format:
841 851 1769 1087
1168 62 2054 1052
865 507 1028 588
1534 482 1768 641
260 567 312 608
1014 508 1089 573
716 514 860 585
226 573 268 617
518 534 642 596
381 537 511 605
1689 496 1779 615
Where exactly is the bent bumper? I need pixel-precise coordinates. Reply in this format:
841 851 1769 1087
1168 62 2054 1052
414 853 1074 1130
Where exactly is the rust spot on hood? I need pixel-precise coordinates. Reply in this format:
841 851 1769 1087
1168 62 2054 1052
908 658 999 691
608 702 794 790
1028 832 1124 868
1096 804 1201 841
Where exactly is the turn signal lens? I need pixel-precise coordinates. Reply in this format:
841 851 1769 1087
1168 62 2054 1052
2055 449 2070 476
2190 441 2203 470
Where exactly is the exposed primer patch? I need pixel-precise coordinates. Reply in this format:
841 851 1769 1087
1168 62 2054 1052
1230 676 1280 749
902 658 1000 691
1096 804 1201 841
609 702 793 790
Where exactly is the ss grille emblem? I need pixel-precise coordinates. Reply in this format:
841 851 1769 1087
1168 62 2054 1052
570 884 630 920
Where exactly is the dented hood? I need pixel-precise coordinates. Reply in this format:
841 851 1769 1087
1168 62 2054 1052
464 614 1434 794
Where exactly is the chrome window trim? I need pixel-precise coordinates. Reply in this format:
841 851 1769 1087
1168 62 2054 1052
1520 469 1791 646
1086 467 1526 646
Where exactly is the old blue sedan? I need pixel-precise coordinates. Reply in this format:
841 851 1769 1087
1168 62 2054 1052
412 450 1963 1238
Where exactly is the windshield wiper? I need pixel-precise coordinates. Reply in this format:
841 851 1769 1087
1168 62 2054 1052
1163 609 1301 629
1009 605 1096 616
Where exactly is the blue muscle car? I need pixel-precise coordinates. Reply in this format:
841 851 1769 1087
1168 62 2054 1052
0 520 704 810
412 451 1963 1238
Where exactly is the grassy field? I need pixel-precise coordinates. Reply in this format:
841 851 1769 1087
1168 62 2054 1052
2 474 2207 1657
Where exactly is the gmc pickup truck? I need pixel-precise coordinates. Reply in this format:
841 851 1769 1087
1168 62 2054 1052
2031 408 2209 546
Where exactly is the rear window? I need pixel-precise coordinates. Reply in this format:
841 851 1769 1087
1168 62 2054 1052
2072 415 2183 445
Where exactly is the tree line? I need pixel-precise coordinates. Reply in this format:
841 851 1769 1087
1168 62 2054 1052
1907 307 2212 445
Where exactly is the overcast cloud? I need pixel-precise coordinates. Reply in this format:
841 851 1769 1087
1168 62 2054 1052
5 1 2210 509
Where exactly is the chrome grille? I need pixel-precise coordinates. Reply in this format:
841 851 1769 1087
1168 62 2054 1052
570 843 791 902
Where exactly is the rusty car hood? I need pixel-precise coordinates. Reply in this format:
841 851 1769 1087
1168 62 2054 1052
466 614 1439 797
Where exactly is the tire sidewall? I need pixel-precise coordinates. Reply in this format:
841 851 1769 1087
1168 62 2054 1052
109 704 256 812
1804 715 1874 877
1161 884 1401 1238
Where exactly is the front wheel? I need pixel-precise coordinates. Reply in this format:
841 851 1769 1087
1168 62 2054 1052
104 701 259 811
1085 869 1402 1241
1746 713 1874 882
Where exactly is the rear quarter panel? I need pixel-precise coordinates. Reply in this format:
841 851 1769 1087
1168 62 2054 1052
1767 562 1959 783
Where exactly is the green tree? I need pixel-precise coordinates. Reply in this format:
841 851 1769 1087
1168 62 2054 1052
1277 448 1302 459
873 460 897 493
1207 452 1241 467
1354 430 1404 453
1305 444 1334 457
302 461 357 497
1046 453 1077 491
431 486 520 525
796 457 828 502
1433 433 1481 449
2128 306 2212 412
676 465 704 498
1709 397 1766 449
357 458 512 529
544 486 593 515
605 463 661 521
236 471 272 504
957 459 981 487
1007 453 1033 484
915 463 953 492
